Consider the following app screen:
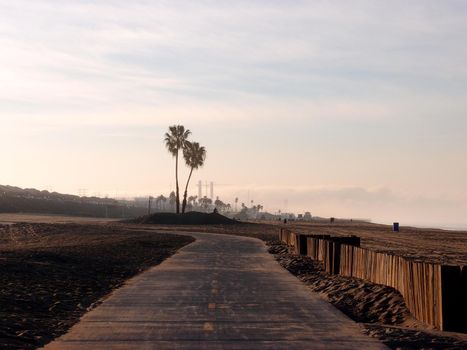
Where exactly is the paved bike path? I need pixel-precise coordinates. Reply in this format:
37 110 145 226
44 232 387 349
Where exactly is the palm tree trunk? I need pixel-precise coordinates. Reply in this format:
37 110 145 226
182 167 194 214
175 151 180 214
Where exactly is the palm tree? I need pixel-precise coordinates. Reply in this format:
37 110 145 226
155 195 165 211
188 195 196 206
214 197 226 212
164 125 191 213
198 196 212 211
181 141 206 213
168 191 177 212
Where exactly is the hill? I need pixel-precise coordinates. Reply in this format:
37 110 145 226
0 185 147 218
130 211 241 225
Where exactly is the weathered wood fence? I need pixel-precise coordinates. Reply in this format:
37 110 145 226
279 228 467 332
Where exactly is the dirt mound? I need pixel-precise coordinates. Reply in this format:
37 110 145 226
130 212 240 225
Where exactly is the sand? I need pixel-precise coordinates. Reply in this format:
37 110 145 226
1 214 467 349
282 221 467 265
124 220 467 265
0 213 119 225
0 222 193 349
130 211 240 225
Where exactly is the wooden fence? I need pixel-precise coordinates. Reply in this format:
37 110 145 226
279 228 466 332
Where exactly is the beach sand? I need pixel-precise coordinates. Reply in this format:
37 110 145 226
1 214 466 349
0 221 193 349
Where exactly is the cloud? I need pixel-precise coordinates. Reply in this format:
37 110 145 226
217 185 467 226
2 0 467 123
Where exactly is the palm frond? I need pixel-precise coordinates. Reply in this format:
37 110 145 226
183 141 206 169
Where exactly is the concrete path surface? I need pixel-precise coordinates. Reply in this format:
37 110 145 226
44 232 387 349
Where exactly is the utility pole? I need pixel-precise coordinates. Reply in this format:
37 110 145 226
148 196 153 215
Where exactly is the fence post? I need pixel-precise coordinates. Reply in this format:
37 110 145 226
441 265 464 331
332 242 341 275
298 234 308 255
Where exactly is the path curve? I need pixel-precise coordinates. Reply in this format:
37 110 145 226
44 232 387 349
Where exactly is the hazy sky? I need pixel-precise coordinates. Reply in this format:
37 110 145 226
1 1 467 226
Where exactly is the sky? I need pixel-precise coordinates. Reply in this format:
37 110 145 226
1 1 467 227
